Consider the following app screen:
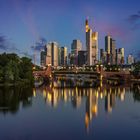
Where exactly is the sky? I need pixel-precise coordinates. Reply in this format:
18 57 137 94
0 0 140 63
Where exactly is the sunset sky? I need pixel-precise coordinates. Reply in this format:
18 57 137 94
0 0 140 62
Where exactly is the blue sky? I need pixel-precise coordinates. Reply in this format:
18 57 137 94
0 0 140 63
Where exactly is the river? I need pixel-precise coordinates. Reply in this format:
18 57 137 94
0 84 140 140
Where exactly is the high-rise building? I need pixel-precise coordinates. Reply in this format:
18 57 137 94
78 50 87 66
105 36 117 65
100 49 107 64
71 39 82 65
60 46 67 66
116 49 122 65
58 47 61 66
102 35 125 65
127 54 134 65
40 50 46 66
111 39 116 65
85 19 98 66
45 44 51 66
118 48 125 64
71 40 82 56
105 35 111 54
46 42 59 66
92 32 98 61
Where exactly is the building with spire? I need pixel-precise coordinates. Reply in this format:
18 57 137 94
85 19 98 66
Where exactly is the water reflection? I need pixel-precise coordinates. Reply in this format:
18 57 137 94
0 86 33 115
34 83 140 132
1 83 140 135
131 84 140 102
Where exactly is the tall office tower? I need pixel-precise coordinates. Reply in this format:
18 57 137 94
71 39 82 65
78 50 87 66
46 42 59 66
105 35 117 65
51 42 59 66
110 39 116 65
45 43 52 66
105 35 111 54
71 40 82 55
118 48 125 64
105 35 112 64
100 49 104 60
58 47 61 66
67 53 71 66
116 49 122 65
60 46 68 66
100 49 107 64
86 19 98 66
127 54 134 65
92 32 98 61
40 50 46 66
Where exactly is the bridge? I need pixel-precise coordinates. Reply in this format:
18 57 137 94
33 66 52 78
33 65 132 87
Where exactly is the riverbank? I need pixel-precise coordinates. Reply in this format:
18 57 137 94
0 79 34 87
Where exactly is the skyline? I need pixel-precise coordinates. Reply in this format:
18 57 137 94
0 0 140 63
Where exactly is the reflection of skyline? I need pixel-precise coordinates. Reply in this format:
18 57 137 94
1 84 140 134
85 89 98 132
0 86 33 115
34 85 130 132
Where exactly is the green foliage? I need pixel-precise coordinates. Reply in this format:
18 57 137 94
132 62 140 78
0 53 33 84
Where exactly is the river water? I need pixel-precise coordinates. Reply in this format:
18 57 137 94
0 84 140 140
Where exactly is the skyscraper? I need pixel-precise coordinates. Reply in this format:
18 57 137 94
45 44 51 66
78 50 87 66
105 35 111 54
105 35 117 65
71 39 82 65
46 42 59 67
40 50 46 66
111 39 116 65
85 19 98 66
127 54 134 65
100 49 107 64
105 35 112 64
60 46 67 66
118 48 125 64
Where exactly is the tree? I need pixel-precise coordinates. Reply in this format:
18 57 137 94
19 57 33 83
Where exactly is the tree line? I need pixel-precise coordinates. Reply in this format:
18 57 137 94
0 53 34 85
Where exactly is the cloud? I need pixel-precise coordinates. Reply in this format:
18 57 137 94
0 35 20 52
31 37 47 51
127 11 140 30
0 35 9 50
128 14 140 23
0 34 32 58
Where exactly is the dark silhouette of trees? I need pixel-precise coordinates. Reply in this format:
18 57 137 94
0 53 33 84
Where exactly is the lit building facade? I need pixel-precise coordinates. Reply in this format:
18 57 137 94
105 35 111 54
60 46 68 66
127 54 134 65
100 49 107 64
85 19 98 66
105 36 116 65
118 48 125 64
101 35 125 65
111 39 116 65
45 42 59 66
71 39 82 65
